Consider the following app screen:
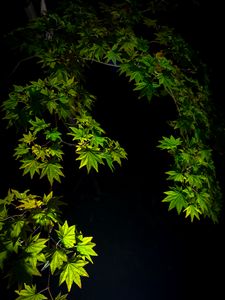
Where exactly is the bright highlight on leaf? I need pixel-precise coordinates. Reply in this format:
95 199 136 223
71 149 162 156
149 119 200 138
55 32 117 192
76 236 98 263
59 259 89 291
163 188 187 215
50 250 68 275
158 135 182 150
15 284 47 300
56 221 76 248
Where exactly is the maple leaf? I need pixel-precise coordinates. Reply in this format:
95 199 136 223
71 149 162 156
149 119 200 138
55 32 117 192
31 144 49 161
15 284 47 300
43 191 53 204
45 129 62 141
14 143 30 159
20 159 41 178
40 162 64 185
10 220 25 238
76 149 104 173
163 188 187 214
105 49 121 65
166 170 186 183
76 236 98 263
184 205 202 222
25 253 46 271
25 233 48 255
55 292 68 300
29 117 49 135
16 198 43 210
50 249 68 274
48 147 64 160
59 259 89 291
20 132 36 145
56 221 76 249
158 135 182 150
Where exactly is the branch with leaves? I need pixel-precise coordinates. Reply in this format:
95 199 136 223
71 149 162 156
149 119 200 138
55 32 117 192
1 0 224 298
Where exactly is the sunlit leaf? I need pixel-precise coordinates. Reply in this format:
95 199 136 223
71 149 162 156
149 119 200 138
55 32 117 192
59 260 89 291
25 233 48 255
76 149 104 173
184 205 202 222
76 236 98 263
56 221 76 249
158 135 182 150
10 220 25 238
20 159 41 178
50 249 68 274
40 162 64 185
15 284 47 300
55 292 68 300
163 189 187 214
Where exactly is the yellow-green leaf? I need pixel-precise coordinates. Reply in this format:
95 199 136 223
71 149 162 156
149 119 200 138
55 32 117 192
10 220 25 238
25 234 48 255
15 284 47 300
59 260 89 291
76 236 98 263
50 250 68 274
56 221 76 249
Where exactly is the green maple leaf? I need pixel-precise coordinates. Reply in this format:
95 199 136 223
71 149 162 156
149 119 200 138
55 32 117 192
76 149 104 173
20 158 41 178
10 220 25 238
14 143 30 159
15 284 47 300
158 135 182 150
50 249 68 274
45 129 62 141
40 162 64 185
48 147 64 160
32 209 59 227
129 70 144 83
47 100 58 114
76 236 98 263
25 253 46 270
25 233 48 255
105 49 121 65
197 191 210 213
4 239 21 253
55 292 68 300
184 205 202 222
68 127 85 140
59 259 89 291
56 221 76 249
163 188 187 214
133 81 147 91
166 170 186 183
29 117 49 135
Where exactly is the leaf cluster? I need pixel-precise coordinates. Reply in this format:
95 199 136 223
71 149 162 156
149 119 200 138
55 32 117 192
0 190 97 299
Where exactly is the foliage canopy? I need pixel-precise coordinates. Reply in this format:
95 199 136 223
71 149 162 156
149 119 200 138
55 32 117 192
0 0 223 298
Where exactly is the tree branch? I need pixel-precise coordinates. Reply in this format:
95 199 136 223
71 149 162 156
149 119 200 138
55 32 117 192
83 58 120 68
9 55 37 78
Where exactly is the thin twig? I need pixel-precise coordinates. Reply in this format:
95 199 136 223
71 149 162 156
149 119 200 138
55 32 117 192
61 139 75 147
47 272 54 300
9 55 37 78
83 57 120 68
